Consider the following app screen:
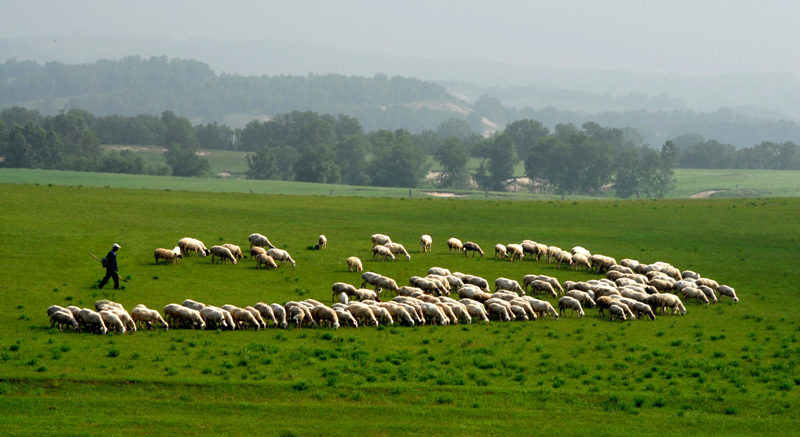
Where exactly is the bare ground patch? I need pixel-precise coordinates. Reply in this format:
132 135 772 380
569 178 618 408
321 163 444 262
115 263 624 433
691 189 727 198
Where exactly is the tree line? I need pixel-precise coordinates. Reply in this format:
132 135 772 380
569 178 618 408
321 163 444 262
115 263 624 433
1 106 798 199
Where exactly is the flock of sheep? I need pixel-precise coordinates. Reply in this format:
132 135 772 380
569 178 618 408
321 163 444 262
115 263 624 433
46 232 739 334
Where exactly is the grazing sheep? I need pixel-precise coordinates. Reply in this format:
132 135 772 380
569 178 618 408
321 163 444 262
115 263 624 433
369 305 395 325
267 248 296 267
646 293 687 316
223 244 244 261
174 307 206 329
649 278 675 293
154 246 183 264
335 309 358 328
200 306 229 330
465 275 491 292
566 290 596 308
590 254 618 274
374 276 400 297
609 305 627 322
361 272 384 289
528 280 558 299
419 235 432 253
510 305 529 321
244 306 266 329
250 246 267 260
248 233 275 249
316 235 327 250
99 310 127 334
371 234 392 246
332 282 359 302
547 246 562 263
558 296 584 319
50 310 79 332
495 244 508 260
209 245 237 265
682 270 701 280
447 238 464 254
269 303 290 329
428 267 451 277
505 243 523 262
554 250 572 269
346 256 363 272
384 242 411 260
571 253 591 270
380 303 415 326
131 305 168 330
462 241 484 257
419 302 449 325
520 297 559 320
253 302 279 327
464 303 490 323
486 302 512 321
697 285 718 304
79 308 108 335
372 245 395 261
178 237 210 257
348 302 380 327
715 285 737 302
255 253 278 269
494 277 525 295
47 305 67 317
680 287 710 305
163 303 182 326
508 298 537 320
230 307 261 330
628 301 657 321
311 305 340 329
354 288 378 302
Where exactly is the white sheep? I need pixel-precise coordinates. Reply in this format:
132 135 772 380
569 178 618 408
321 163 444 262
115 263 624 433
609 304 627 322
347 302 380 327
380 303 415 326
369 305 395 325
486 302 512 321
244 306 266 329
250 245 267 260
571 253 591 270
248 233 276 249
547 245 562 263
99 310 127 334
566 290 596 308
419 302 449 325
680 287 710 305
332 282 359 302
374 276 400 297
558 296 584 318
47 305 67 317
462 241 484 257
371 234 392 246
428 267 452 277
255 253 278 269
419 235 432 253
384 242 411 260
346 256 363 272
269 303 290 329
372 245 395 261
311 305 340 329
354 288 378 301
717 285 739 302
267 248 296 267
316 235 327 250
50 309 79 332
209 245 238 265
447 238 464 254
646 293 686 316
464 303 490 323
178 237 210 257
520 297 559 320
495 244 508 260
223 244 244 261
528 280 558 298
554 250 572 269
230 307 261 330
465 275 490 292
131 305 169 330
200 306 230 330
154 246 183 264
181 299 206 311
79 308 108 335
494 277 525 295
505 243 524 261
175 306 206 329
335 309 358 328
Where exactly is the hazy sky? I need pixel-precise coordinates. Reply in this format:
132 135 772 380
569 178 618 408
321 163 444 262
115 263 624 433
2 0 798 77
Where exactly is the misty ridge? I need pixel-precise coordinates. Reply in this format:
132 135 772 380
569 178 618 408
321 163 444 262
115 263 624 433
1 33 799 149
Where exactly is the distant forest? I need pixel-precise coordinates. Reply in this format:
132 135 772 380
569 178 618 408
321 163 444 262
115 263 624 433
1 56 799 148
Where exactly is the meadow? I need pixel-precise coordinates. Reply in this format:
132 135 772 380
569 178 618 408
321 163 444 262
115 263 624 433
0 175 798 435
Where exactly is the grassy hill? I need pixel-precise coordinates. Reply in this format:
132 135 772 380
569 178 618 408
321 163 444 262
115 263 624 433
0 180 798 434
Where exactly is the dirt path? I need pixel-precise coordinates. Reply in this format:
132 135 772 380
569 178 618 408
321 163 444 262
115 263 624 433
691 189 726 198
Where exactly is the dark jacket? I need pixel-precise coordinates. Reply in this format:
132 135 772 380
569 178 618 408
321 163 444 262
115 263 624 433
106 250 118 272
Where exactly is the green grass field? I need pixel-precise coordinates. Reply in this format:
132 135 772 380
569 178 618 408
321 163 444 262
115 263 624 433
0 176 798 435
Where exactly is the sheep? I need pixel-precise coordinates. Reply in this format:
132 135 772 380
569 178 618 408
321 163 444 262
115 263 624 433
718 285 739 302
397 286 424 297
649 278 675 293
547 246 562 263
571 253 591 270
229 307 260 330
590 255 618 274
208 245 237 265
466 275 491 292
252 302 278 328
163 303 182 326
310 305 339 329
374 276 400 297
494 277 525 295
94 299 125 312
100 310 127 334
566 290 596 308
520 241 539 260
369 305 395 325
680 287 710 305
697 285 718 304
199 306 229 330
379 303 414 326
465 303 490 323
435 302 459 324
178 237 210 257
419 235 432 253
462 241 484 257
609 305 627 322
445 275 464 290
419 302 449 325
528 280 558 299
332 282 359 302
335 309 358 328
509 298 537 321
267 248 296 267
269 303 290 329
384 242 411 260
182 299 206 311
495 244 508 260
409 276 443 296
425 275 451 294
557 296 584 318
244 306 266 329
347 302 380 327
154 246 183 264
255 253 278 269
428 267 451 277
536 275 564 294
131 305 169 330
47 305 67 317
287 306 306 329
554 250 572 269
447 238 464 254
346 256 363 272
510 305 529 321
646 293 686 316
248 233 275 249
174 307 206 329
223 244 244 261
520 297 559 320
628 301 657 321
443 301 472 324
285 302 316 329
486 301 513 321
372 245 395 261
250 245 267 260
316 235 327 250
354 288 378 301
79 308 108 335
371 234 392 246
50 309 79 332
682 270 701 280
503 243 522 262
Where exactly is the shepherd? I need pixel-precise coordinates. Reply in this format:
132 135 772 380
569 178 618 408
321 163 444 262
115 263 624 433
98 243 121 289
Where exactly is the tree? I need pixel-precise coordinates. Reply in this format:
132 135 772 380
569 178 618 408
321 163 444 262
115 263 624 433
246 145 298 180
436 118 472 139
165 145 210 177
294 145 341 184
433 138 470 189
473 133 517 191
334 135 369 185
368 129 430 188
504 119 549 161
652 141 678 198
